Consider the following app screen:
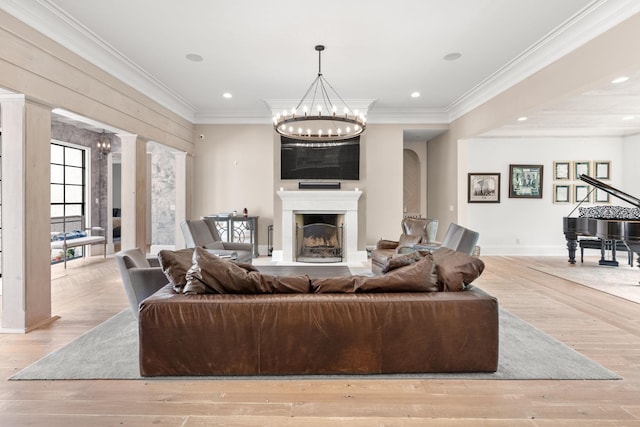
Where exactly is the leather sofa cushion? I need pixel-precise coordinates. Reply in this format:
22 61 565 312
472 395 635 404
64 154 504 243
312 256 438 293
432 247 485 291
185 247 311 294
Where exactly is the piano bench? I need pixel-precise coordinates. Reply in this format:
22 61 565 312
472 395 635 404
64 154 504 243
578 238 632 266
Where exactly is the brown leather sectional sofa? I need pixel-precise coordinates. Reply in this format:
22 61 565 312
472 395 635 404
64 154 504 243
138 247 499 376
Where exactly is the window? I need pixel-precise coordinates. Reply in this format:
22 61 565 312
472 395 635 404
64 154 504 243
50 142 86 220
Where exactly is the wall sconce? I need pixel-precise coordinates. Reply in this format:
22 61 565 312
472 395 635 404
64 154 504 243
97 133 111 159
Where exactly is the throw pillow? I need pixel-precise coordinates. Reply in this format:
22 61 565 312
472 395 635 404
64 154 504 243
381 250 430 274
356 256 439 292
431 247 485 291
185 247 311 294
157 248 195 291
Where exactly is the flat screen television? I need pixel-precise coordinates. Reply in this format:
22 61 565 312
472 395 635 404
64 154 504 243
280 136 360 180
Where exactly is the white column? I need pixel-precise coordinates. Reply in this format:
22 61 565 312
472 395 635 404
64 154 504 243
173 151 190 249
1 95 57 332
106 152 115 254
118 133 148 252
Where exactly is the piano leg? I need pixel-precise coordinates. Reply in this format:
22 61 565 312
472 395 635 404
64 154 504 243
566 238 578 264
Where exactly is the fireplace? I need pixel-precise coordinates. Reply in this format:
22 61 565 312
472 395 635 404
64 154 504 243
296 214 343 263
276 190 365 264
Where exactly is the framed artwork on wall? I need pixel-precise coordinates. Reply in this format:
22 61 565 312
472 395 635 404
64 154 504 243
553 184 571 203
553 161 571 180
509 164 543 199
595 188 610 203
574 161 591 179
468 173 500 203
594 161 611 180
574 184 591 203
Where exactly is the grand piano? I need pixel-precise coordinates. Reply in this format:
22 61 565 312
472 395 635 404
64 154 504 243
563 174 640 270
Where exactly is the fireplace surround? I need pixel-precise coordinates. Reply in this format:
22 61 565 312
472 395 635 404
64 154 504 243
275 190 365 264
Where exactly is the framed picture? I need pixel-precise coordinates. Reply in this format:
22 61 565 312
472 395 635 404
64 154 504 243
574 161 591 179
509 164 543 198
553 184 571 203
468 173 500 203
594 161 611 180
553 161 571 180
574 184 591 203
595 188 610 203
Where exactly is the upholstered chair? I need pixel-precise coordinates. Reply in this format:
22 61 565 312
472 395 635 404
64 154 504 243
370 217 439 275
115 248 168 318
180 219 253 263
418 223 480 256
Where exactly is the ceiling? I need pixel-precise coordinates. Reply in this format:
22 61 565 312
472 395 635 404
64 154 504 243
3 0 640 140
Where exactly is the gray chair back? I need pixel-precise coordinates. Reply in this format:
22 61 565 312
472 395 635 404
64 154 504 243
115 248 167 317
440 223 480 255
181 220 217 248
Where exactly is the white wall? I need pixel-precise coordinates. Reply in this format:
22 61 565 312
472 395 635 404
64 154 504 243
622 134 640 188
465 137 625 255
192 125 274 255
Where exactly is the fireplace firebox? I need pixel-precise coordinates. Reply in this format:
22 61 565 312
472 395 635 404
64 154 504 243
296 214 343 263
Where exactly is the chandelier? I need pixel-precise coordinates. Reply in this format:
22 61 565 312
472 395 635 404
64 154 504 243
96 131 111 159
273 45 366 141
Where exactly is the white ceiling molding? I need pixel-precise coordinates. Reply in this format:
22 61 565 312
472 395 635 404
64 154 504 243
0 0 198 122
446 0 640 122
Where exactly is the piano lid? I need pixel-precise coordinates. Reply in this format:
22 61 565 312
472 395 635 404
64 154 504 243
579 174 640 209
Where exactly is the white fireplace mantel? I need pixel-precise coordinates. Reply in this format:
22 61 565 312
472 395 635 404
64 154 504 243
275 190 366 264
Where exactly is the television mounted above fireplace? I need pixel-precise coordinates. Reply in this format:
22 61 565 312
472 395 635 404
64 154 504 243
280 136 360 181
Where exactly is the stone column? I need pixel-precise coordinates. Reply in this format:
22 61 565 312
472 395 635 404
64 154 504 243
1 95 56 332
118 133 148 252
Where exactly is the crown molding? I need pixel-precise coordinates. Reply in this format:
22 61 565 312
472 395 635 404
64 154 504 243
3 0 639 126
446 0 640 122
0 0 197 122
366 108 449 124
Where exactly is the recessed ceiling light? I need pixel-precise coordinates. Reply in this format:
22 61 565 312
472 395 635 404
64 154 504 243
223 92 233 99
185 53 203 62
611 76 629 84
622 115 636 120
443 52 462 61
411 91 421 98
517 116 528 122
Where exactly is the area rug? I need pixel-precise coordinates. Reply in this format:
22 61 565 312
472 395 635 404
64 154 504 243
9 308 620 381
532 263 640 304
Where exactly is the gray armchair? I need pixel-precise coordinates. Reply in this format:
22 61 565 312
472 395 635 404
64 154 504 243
180 219 253 263
115 248 168 317
416 223 480 256
370 217 439 275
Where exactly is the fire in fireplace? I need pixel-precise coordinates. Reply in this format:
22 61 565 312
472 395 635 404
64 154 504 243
296 214 343 263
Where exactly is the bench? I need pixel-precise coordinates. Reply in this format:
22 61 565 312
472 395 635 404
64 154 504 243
578 238 633 266
51 215 106 268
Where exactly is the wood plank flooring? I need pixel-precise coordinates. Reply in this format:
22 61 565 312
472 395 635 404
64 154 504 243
0 255 639 426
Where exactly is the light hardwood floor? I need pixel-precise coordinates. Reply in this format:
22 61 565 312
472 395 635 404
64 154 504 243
0 255 639 426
